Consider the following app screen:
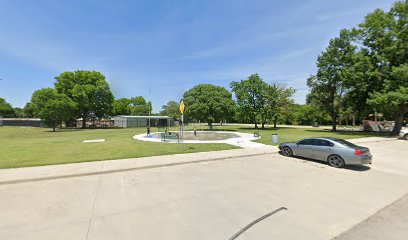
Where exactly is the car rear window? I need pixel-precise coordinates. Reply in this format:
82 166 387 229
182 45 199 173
332 139 358 148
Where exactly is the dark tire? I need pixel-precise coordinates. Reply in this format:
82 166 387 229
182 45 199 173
404 134 408 140
281 147 293 157
327 155 345 168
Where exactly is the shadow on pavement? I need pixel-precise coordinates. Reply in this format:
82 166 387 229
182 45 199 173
278 151 371 172
343 165 371 171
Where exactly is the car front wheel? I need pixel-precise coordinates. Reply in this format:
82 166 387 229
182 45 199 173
404 134 408 140
327 155 345 168
281 147 293 157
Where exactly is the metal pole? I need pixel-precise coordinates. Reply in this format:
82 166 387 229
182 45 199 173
148 88 151 128
181 114 184 137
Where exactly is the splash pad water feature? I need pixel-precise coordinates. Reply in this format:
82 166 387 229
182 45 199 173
133 131 260 145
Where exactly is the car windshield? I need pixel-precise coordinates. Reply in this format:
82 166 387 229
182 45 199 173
331 139 358 148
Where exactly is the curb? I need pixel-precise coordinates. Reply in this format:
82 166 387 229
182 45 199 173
0 151 277 186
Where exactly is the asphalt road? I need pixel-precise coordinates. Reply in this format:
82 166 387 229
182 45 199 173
0 139 407 240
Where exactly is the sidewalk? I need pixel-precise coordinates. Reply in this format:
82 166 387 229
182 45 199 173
0 147 278 185
0 136 396 186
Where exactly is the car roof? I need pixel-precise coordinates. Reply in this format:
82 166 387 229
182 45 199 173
302 137 342 141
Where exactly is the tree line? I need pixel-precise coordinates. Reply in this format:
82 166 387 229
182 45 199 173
307 0 408 134
1 71 295 131
0 99 32 118
0 70 152 131
160 73 295 129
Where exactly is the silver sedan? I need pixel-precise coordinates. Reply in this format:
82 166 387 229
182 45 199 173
278 137 372 168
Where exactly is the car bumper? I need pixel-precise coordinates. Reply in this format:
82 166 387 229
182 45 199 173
344 154 372 165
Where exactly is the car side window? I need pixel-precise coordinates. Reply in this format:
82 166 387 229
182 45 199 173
310 139 319 145
324 140 334 147
315 139 334 147
298 139 311 145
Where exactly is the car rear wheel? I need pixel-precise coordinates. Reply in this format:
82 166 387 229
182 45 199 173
404 134 408 140
281 147 293 157
327 155 345 168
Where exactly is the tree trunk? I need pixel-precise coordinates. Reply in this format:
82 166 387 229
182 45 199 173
352 114 356 127
82 113 87 129
273 116 277 129
53 120 56 132
208 122 213 130
332 116 337 131
261 115 266 129
392 107 408 135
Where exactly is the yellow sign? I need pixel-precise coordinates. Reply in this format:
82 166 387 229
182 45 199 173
180 100 185 114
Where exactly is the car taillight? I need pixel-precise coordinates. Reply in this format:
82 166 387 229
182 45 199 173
355 149 363 155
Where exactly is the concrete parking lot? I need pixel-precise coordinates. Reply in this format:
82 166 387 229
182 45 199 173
0 138 407 240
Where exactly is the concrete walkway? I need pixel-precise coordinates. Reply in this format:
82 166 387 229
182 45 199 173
0 146 278 186
225 138 277 149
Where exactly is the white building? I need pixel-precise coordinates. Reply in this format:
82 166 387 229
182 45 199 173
113 115 173 128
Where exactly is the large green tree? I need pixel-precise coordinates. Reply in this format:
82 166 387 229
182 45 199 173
54 70 114 128
183 84 235 127
0 98 15 117
160 100 180 120
112 98 131 115
130 97 150 116
368 64 408 133
231 74 268 129
23 103 33 118
111 96 150 116
307 29 356 131
282 104 331 126
31 88 75 131
13 108 24 118
264 84 295 128
355 1 408 134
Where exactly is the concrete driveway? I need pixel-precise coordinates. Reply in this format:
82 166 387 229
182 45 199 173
0 138 407 240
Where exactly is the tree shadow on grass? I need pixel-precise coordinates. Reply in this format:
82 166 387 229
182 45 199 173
188 128 240 132
43 128 85 133
303 129 390 137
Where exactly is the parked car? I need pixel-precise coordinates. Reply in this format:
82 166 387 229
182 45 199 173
399 128 408 140
278 137 372 168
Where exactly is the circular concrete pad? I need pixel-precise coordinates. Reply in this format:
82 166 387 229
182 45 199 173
133 131 259 144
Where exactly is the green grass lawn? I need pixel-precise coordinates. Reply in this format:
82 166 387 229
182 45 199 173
186 124 389 145
0 125 388 169
0 126 237 169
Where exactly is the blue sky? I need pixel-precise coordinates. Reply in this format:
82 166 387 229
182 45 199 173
0 0 396 112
